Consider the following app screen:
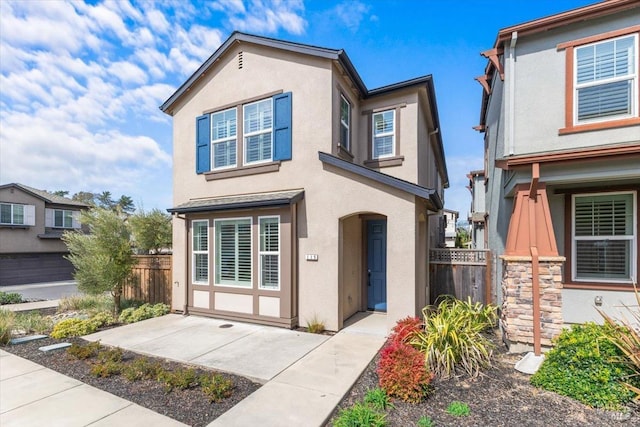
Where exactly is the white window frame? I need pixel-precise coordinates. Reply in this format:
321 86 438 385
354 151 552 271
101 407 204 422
573 34 638 125
340 94 350 151
1 203 25 225
372 109 395 159
192 220 209 285
571 191 637 284
211 107 237 170
54 209 74 228
214 217 253 288
258 215 280 291
243 98 273 166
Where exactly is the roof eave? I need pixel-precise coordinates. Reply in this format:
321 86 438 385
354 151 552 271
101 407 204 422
167 191 304 214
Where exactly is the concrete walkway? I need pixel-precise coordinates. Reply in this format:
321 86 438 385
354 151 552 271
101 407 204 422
1 312 387 426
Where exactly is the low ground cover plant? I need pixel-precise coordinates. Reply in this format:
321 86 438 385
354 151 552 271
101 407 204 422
333 401 387 427
305 315 325 334
118 303 169 324
363 388 394 412
446 401 470 417
58 294 114 314
0 291 23 305
531 322 637 410
14 311 53 334
411 297 497 378
417 415 434 427
0 309 16 345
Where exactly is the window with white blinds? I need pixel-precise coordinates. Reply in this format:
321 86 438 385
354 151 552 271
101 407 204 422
215 218 252 287
372 110 395 158
572 192 636 282
575 34 637 123
259 216 280 290
212 108 237 169
0 203 35 226
192 220 209 284
244 99 273 164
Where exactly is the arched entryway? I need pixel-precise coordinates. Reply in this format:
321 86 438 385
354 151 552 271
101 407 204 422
338 212 387 328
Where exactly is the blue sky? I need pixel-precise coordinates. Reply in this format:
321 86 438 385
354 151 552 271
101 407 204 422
0 0 595 217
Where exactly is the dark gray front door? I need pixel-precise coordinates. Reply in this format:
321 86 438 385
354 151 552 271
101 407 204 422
367 219 387 311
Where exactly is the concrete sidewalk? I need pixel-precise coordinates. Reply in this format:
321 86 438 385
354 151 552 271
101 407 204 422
0 349 187 427
1 312 387 426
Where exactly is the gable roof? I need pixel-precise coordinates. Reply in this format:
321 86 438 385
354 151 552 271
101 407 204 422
318 152 443 211
0 183 90 208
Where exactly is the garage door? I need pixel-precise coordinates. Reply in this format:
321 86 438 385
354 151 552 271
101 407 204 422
0 253 75 286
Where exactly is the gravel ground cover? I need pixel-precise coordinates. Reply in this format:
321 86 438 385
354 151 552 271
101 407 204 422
326 332 640 427
3 336 260 427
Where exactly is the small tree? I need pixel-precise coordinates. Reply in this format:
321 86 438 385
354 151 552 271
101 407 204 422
63 208 135 314
130 208 172 254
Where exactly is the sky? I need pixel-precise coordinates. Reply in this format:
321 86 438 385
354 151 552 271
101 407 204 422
0 0 597 218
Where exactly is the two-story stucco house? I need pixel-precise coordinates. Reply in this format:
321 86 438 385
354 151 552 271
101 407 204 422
476 0 640 352
161 32 449 331
0 183 89 286
467 170 486 249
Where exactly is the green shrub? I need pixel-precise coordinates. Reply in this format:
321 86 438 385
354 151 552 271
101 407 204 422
531 322 636 409
50 318 98 338
14 311 53 334
0 309 16 345
122 357 163 382
159 367 198 392
199 373 234 402
377 340 434 403
118 303 169 324
363 387 394 411
58 294 113 315
388 316 422 345
417 415 434 427
97 347 123 364
0 291 23 305
411 297 497 378
67 341 102 360
90 360 122 378
119 298 144 311
333 402 386 427
447 401 470 417
90 311 117 328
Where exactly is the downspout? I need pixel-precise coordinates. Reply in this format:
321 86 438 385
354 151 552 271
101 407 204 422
528 163 541 356
507 32 518 156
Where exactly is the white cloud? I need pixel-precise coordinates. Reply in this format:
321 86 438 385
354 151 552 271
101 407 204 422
108 61 148 85
333 1 371 31
213 0 307 35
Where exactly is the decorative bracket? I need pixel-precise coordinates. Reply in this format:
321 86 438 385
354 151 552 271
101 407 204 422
481 48 504 80
475 75 491 95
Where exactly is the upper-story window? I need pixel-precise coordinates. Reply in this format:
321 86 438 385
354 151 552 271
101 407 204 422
244 98 273 164
54 209 74 228
211 108 237 170
196 92 291 177
340 95 351 151
575 34 637 124
0 203 35 226
372 110 395 158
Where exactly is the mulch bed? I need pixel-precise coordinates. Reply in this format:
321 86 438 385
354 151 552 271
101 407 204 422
326 332 640 426
3 336 260 427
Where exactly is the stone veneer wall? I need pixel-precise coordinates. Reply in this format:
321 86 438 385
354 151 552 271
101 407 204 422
500 256 565 352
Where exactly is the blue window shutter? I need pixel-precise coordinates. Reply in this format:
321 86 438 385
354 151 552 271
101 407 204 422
196 114 211 173
273 92 292 161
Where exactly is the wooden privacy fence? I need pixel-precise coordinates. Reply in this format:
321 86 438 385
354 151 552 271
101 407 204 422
123 255 172 305
429 249 492 305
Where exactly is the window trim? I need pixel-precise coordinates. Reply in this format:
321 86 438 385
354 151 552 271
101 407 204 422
566 190 638 288
371 109 396 160
214 216 253 289
243 98 273 166
258 215 280 291
192 220 209 285
211 107 238 171
558 25 640 135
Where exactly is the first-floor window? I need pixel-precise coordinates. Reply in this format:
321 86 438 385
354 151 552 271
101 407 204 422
573 191 636 283
215 218 252 287
54 209 74 228
192 220 209 284
259 216 280 290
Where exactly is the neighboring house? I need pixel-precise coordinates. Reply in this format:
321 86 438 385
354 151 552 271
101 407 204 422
161 32 449 331
442 209 459 248
467 170 486 249
476 0 640 351
0 183 89 286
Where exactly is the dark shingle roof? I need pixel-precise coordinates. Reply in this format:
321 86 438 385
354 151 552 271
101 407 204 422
167 189 304 214
0 183 90 208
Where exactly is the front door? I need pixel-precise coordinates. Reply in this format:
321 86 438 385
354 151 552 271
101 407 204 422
367 219 387 311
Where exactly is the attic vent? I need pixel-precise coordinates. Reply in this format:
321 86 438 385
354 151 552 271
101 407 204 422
238 51 243 69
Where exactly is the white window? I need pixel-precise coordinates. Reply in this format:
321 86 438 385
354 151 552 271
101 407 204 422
259 216 280 290
340 95 350 151
575 34 637 123
572 192 637 283
211 108 237 169
215 218 252 287
0 203 35 226
192 220 209 284
244 99 273 164
54 209 74 228
372 110 395 158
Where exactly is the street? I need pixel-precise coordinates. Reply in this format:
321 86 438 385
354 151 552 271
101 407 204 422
1 281 80 301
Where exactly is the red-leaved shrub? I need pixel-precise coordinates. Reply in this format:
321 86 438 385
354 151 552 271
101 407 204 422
377 340 434 403
388 316 422 345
